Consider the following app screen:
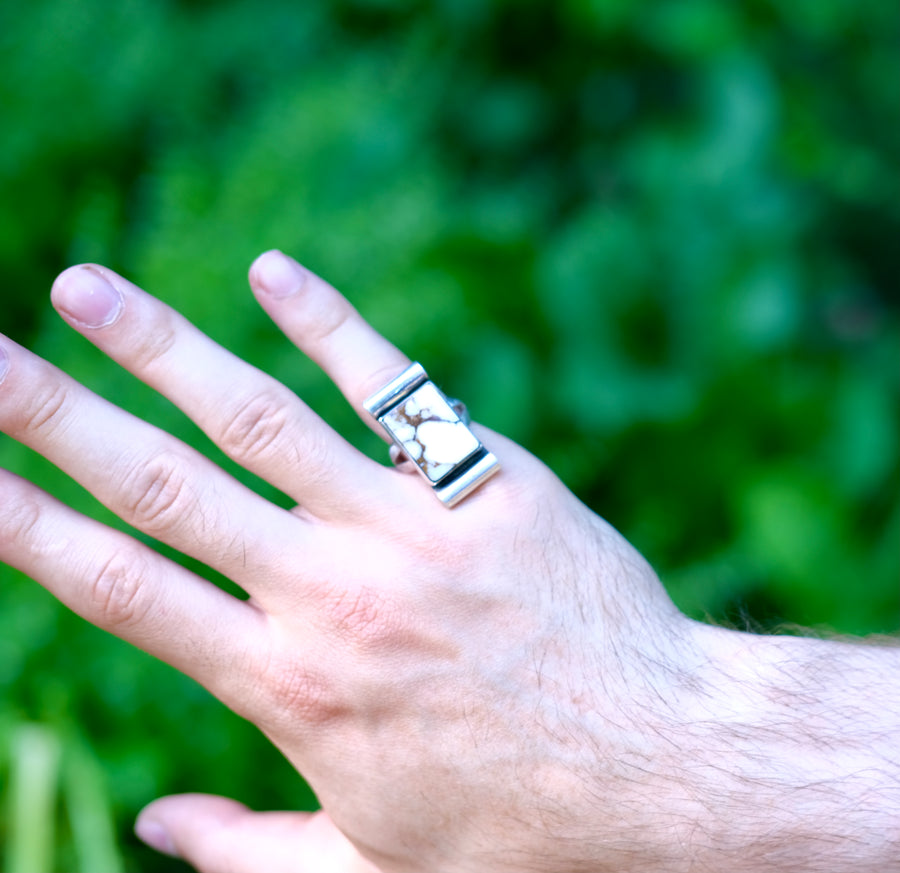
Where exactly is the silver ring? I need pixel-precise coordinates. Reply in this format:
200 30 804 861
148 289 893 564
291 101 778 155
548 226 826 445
363 363 500 508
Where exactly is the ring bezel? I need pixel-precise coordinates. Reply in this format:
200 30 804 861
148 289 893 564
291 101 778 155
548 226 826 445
364 363 500 507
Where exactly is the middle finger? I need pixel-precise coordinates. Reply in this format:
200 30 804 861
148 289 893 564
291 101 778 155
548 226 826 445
50 264 393 519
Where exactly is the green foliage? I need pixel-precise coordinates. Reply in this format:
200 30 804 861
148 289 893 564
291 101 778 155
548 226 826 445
2 722 122 873
0 0 897 868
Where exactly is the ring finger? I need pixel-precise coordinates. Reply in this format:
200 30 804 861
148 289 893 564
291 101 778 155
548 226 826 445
0 336 299 592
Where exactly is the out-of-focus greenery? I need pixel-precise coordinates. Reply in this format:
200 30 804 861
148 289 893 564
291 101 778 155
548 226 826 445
0 0 897 869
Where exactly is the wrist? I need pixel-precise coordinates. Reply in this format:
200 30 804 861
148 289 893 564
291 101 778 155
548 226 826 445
665 623 900 870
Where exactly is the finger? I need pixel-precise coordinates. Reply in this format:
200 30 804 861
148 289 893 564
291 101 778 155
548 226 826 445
248 250 412 437
50 264 391 517
249 253 507 512
0 468 260 699
135 795 380 873
0 337 300 592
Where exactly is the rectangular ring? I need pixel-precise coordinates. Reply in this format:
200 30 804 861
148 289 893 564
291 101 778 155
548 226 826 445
364 363 500 507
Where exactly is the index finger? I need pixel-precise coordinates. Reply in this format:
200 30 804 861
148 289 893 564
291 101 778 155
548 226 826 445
248 251 413 430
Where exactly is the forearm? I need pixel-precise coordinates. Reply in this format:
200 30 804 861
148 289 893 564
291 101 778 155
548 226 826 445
676 625 900 870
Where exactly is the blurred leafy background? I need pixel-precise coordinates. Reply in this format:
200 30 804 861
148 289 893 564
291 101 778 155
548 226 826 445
0 0 897 869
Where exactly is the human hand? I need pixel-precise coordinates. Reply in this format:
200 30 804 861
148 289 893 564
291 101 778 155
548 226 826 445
0 251 715 872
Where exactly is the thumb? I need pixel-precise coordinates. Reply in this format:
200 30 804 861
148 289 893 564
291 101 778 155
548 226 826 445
135 793 380 873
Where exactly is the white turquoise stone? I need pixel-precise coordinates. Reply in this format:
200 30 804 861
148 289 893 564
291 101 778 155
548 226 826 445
380 382 480 482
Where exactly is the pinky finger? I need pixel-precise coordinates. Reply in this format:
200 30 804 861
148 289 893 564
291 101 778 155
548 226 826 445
0 468 258 702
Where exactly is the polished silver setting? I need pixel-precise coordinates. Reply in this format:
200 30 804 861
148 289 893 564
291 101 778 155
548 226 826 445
364 363 500 507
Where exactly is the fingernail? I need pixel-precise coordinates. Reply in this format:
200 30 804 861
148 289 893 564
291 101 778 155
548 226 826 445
135 816 179 857
55 267 124 329
0 346 9 384
252 250 308 299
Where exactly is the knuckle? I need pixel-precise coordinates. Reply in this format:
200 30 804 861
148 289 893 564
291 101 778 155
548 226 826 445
318 584 406 653
292 281 355 347
219 388 293 464
309 303 352 345
16 379 71 437
0 480 43 554
87 552 150 629
258 659 346 728
117 451 196 534
128 311 178 372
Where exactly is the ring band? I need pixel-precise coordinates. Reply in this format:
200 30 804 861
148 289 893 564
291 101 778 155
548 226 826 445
364 363 500 507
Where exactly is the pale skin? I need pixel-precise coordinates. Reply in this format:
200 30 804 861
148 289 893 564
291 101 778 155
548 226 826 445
0 250 898 872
